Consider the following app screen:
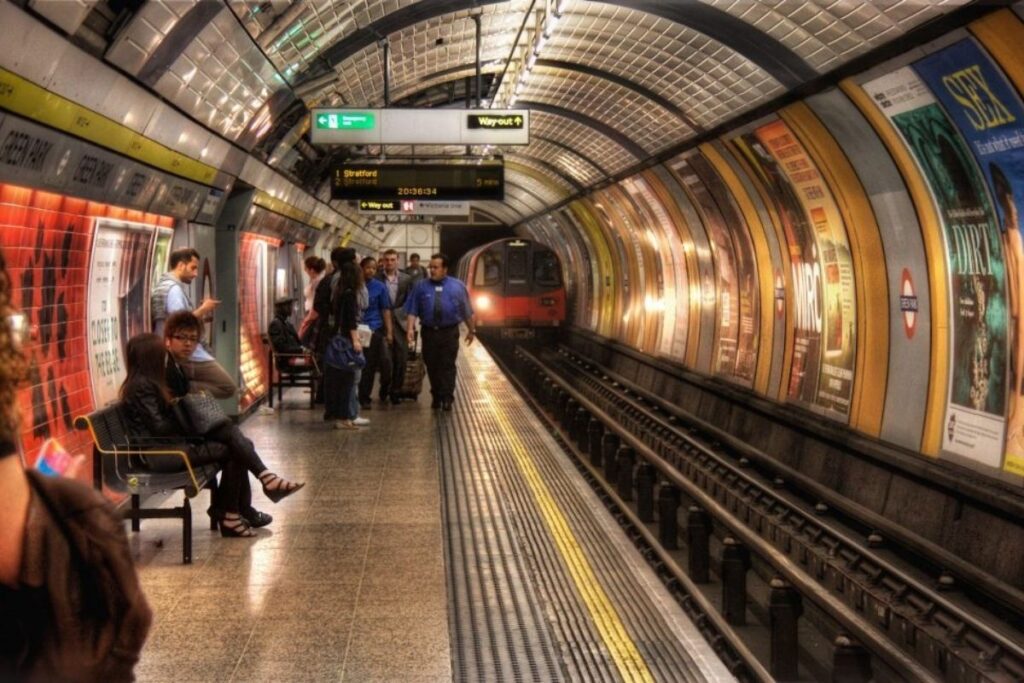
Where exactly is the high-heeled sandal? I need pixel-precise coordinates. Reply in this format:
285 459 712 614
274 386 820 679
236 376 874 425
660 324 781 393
258 471 305 503
220 514 256 538
242 508 273 528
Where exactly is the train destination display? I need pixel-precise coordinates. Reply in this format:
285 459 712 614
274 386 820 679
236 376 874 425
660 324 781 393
332 163 504 200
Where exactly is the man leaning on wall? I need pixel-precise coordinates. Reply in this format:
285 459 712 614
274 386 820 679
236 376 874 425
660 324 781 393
151 247 238 398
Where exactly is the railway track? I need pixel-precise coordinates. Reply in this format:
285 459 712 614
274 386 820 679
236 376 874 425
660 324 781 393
501 343 1024 683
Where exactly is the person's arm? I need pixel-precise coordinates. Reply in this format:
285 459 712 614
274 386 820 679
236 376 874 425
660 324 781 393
465 314 477 345
383 308 394 344
460 283 477 345
404 283 420 343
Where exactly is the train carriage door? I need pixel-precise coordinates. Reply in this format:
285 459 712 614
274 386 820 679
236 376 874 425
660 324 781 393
506 240 531 326
532 247 563 326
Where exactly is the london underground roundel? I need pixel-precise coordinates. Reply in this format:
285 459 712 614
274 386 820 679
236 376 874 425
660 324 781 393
900 268 918 339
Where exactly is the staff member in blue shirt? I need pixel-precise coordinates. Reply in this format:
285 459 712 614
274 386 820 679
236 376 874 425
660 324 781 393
404 253 476 411
357 256 394 409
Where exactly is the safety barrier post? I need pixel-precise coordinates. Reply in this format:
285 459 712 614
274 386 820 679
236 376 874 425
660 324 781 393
616 446 636 501
601 433 620 483
562 397 578 430
687 507 711 583
832 635 872 682
574 408 590 448
588 419 604 468
657 484 681 549
635 463 656 522
721 537 749 625
769 577 802 681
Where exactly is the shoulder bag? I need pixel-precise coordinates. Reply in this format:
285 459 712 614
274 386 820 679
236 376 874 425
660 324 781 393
176 392 231 435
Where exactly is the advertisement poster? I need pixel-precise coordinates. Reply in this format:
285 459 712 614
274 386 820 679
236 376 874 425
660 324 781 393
0 184 96 473
687 152 760 383
754 121 857 416
623 177 689 360
238 234 272 411
87 219 157 407
673 155 743 380
914 39 1024 476
863 66 1008 468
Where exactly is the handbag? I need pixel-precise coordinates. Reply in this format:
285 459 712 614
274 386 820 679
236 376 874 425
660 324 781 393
324 333 366 371
177 392 231 435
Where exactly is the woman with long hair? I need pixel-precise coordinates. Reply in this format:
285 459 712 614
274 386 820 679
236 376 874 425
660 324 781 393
323 248 364 429
120 332 303 536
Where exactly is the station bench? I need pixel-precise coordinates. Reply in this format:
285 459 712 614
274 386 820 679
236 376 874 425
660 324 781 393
264 333 319 409
74 404 219 564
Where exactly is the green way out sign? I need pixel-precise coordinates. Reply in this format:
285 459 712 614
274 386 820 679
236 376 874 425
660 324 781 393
315 111 375 130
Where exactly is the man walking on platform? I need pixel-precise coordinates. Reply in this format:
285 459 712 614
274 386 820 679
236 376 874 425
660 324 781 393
150 247 237 398
357 257 394 409
404 253 428 283
376 249 413 404
404 253 476 411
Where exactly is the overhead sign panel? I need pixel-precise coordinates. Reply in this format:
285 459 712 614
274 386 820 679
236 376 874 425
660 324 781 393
310 109 529 145
314 111 376 130
357 199 469 216
332 163 504 201
467 113 524 129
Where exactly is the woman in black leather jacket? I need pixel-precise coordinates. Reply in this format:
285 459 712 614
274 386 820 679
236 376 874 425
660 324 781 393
120 333 303 537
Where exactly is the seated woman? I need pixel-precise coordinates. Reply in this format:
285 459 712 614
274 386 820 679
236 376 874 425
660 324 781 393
120 328 304 537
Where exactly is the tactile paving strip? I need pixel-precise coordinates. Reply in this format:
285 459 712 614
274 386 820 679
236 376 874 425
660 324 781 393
440 343 729 682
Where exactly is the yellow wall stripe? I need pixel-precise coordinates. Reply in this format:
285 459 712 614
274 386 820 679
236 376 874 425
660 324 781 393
780 102 890 436
254 191 326 231
840 79 946 455
969 10 1024 93
0 67 218 186
478 367 655 683
700 143 776 396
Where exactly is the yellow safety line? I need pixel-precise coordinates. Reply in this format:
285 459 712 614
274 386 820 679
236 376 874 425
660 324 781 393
476 370 655 683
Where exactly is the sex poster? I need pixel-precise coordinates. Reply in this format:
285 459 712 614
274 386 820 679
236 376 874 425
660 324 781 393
87 218 157 407
914 39 1024 475
862 66 1008 468
733 121 857 417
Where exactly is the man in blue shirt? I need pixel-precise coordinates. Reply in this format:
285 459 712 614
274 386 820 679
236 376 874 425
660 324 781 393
404 253 476 411
150 247 236 398
358 257 394 409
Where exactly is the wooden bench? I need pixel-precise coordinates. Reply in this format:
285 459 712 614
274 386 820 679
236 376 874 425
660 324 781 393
264 333 319 408
74 404 219 564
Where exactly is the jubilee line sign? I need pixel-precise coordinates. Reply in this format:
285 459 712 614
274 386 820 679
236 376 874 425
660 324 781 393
310 108 529 146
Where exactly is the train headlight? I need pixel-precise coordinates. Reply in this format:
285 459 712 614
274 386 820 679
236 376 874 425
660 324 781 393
475 295 492 311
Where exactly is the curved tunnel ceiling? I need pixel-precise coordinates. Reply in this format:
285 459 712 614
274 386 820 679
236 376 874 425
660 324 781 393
163 0 983 225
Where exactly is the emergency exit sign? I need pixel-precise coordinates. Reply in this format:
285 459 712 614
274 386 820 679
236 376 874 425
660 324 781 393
315 111 376 130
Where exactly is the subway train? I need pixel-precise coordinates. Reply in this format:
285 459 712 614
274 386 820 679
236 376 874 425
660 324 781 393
457 238 566 331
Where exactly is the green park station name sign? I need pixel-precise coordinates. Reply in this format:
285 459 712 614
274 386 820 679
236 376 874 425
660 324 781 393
315 111 376 130
467 114 524 130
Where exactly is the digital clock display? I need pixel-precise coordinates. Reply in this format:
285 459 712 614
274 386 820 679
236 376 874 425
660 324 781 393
331 163 504 201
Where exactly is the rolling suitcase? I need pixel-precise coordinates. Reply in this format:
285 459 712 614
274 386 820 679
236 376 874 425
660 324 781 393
397 331 425 400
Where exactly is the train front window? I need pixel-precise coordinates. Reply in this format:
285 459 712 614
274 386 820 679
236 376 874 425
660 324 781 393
475 250 502 286
534 252 561 286
507 249 528 284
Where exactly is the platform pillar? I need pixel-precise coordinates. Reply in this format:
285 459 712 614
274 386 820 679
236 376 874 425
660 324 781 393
686 506 711 583
635 463 656 522
588 419 604 468
615 446 635 501
769 577 802 681
721 537 749 625
832 635 872 682
657 484 680 549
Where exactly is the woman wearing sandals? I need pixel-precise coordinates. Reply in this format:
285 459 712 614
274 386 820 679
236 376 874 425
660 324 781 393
120 323 304 538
